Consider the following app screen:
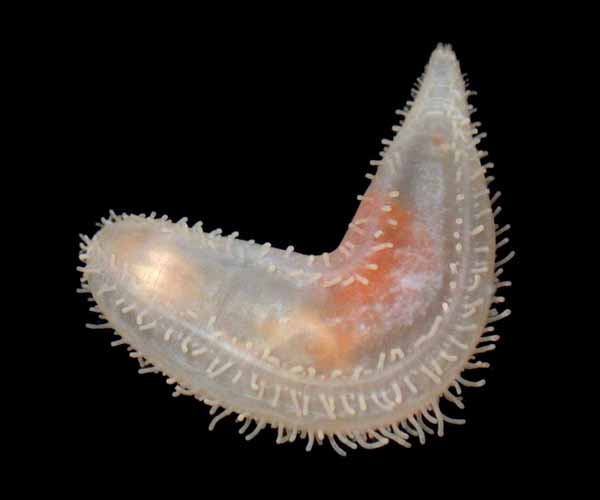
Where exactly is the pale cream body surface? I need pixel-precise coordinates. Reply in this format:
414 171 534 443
79 45 512 455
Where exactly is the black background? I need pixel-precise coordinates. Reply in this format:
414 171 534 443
29 18 558 490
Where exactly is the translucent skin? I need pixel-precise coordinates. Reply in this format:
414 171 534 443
81 45 506 451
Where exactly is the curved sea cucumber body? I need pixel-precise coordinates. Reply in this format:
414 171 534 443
79 44 512 454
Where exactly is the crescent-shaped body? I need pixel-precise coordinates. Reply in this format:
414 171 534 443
78 44 512 455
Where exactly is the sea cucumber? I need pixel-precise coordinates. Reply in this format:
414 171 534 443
78 44 513 455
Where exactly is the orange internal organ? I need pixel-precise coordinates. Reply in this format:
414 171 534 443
333 199 416 308
306 192 435 371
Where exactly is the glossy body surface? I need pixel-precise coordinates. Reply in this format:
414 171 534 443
79 45 512 454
